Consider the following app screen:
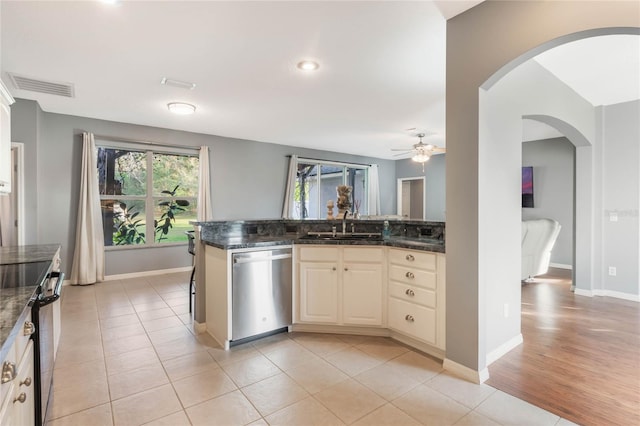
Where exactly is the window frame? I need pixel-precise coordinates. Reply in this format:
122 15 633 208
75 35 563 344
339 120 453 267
292 157 369 219
96 139 199 250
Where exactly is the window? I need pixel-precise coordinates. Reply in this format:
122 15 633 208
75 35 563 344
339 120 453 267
97 144 199 247
292 159 369 219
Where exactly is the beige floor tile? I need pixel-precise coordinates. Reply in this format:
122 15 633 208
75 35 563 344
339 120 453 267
141 410 191 426
100 313 141 330
173 367 237 407
45 402 113 426
186 390 261 426
142 315 185 332
153 334 207 361
108 362 170 400
475 390 560 426
127 293 164 305
162 350 219 381
250 332 293 354
221 354 281 387
48 359 110 420
355 337 410 361
264 341 320 371
111 383 183 426
178 312 194 325
314 378 386 424
99 304 136 319
291 333 351 357
102 322 147 342
134 300 170 312
137 307 176 321
453 411 502 426
54 340 104 368
241 373 309 416
354 361 422 400
324 346 384 376
171 303 191 315
247 419 269 426
103 332 154 357
160 289 187 301
426 371 496 409
351 403 421 426
147 324 192 345
556 418 580 426
208 342 260 367
266 396 344 426
105 347 160 375
284 357 349 394
392 384 471 426
386 350 443 383
334 333 382 345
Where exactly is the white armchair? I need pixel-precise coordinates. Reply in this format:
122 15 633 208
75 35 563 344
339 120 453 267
521 219 561 281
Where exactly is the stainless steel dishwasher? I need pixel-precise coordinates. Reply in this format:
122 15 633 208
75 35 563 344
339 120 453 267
231 247 292 343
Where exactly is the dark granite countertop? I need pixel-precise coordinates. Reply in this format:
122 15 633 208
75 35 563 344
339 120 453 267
202 235 445 253
1 244 60 364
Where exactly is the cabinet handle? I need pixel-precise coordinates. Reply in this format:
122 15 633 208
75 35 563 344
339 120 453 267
332 267 336 271
344 267 349 271
405 289 415 296
24 321 36 336
13 393 27 404
406 254 415 261
405 272 415 279
405 314 415 322
1 362 17 383
20 377 32 387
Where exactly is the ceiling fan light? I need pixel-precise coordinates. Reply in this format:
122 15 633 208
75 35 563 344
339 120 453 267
167 102 196 115
412 152 430 163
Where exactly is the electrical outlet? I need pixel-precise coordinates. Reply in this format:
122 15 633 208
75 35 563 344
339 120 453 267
610 212 618 222
503 303 509 318
608 266 617 276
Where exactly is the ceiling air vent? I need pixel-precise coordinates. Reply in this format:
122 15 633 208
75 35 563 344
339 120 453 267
8 73 75 97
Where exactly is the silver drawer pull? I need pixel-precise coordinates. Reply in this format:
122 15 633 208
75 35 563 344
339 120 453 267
405 289 415 296
20 377 32 387
405 272 415 279
14 393 27 404
1 362 17 383
24 321 36 336
405 314 415 322
405 254 415 261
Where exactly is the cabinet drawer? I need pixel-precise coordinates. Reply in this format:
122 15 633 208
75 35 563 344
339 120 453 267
389 282 436 308
388 298 436 344
13 313 34 365
389 265 436 289
389 249 436 271
298 246 339 262
343 247 383 263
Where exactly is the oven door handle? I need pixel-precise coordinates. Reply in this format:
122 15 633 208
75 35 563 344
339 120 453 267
39 271 64 306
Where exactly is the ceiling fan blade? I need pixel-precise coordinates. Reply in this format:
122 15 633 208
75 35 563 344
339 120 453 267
432 147 446 153
392 152 411 157
391 148 413 152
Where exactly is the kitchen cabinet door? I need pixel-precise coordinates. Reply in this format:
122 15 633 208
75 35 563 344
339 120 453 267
342 263 383 326
299 262 339 323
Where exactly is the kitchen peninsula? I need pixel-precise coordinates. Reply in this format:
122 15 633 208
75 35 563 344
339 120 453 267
193 219 446 359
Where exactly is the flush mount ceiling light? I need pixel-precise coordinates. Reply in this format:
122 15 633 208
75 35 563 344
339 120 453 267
167 102 196 115
296 60 320 71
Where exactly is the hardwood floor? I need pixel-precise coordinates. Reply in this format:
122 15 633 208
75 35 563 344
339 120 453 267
487 268 640 426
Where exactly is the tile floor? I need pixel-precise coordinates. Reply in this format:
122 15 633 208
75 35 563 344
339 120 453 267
46 272 577 426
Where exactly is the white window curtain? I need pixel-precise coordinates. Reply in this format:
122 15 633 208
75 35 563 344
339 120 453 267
282 154 298 218
70 132 104 285
368 164 381 215
197 146 213 221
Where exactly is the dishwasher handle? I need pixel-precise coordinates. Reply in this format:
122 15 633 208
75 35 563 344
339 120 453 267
233 253 292 264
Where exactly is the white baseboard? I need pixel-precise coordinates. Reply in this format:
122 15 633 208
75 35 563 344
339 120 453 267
575 287 639 302
443 358 490 384
104 266 192 281
549 263 572 270
486 334 523 366
192 320 207 334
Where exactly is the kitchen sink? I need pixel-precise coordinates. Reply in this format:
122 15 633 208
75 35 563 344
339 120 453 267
300 232 383 241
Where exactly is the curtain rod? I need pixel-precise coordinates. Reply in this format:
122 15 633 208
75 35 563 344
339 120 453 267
91 133 200 152
287 155 372 168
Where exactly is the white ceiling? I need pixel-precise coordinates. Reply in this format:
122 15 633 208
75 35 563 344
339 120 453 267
1 1 637 159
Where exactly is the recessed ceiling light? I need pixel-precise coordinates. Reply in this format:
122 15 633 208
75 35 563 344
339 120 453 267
297 60 320 71
167 102 196 115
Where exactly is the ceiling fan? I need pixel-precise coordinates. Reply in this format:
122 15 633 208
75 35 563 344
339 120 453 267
392 132 446 164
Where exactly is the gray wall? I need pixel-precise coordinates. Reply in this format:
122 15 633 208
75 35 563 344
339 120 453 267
395 154 445 221
11 99 396 276
522 137 575 266
446 0 638 375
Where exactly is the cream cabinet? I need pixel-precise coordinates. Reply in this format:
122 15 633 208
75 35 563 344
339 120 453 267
388 248 445 349
1 314 36 426
0 79 15 193
296 245 385 327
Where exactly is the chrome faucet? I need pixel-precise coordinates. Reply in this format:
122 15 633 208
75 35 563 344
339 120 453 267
342 210 350 235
